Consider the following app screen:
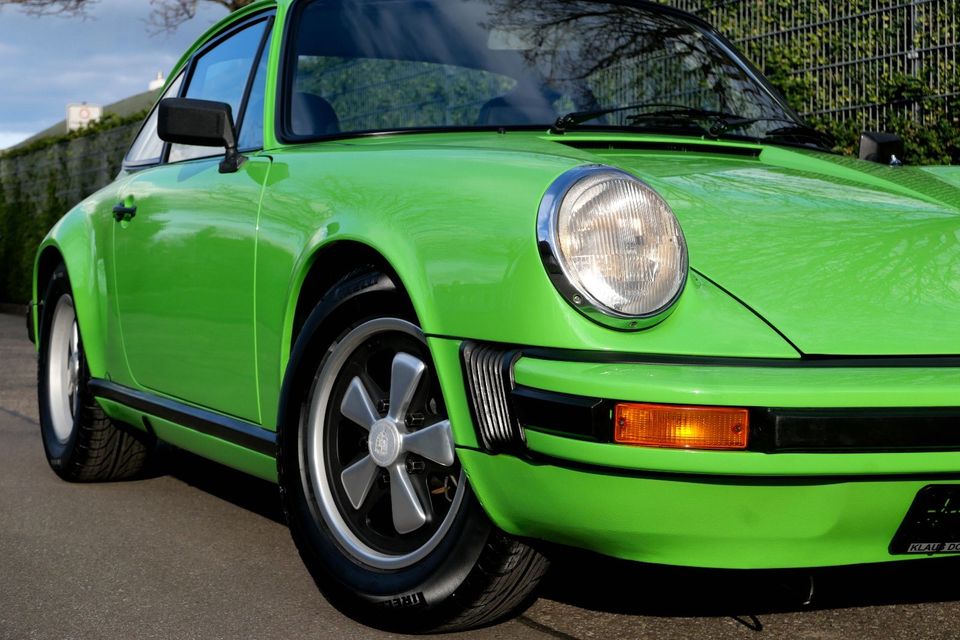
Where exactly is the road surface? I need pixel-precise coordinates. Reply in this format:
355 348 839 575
2 312 959 639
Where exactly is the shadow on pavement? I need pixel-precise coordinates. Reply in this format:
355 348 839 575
539 546 960 618
158 444 286 525
154 446 960 622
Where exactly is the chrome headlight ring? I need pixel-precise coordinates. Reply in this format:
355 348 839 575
536 165 689 330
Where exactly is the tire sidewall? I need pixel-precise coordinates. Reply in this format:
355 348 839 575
278 273 492 623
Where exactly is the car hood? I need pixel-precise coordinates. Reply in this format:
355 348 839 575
587 142 960 356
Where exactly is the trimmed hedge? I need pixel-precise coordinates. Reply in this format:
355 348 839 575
0 114 144 304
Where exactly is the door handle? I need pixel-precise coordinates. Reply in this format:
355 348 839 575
113 203 137 222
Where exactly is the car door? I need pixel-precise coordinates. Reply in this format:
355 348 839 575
112 14 273 424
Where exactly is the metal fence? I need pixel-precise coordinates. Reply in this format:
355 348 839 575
664 0 959 128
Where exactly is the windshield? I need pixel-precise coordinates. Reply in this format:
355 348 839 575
284 0 812 145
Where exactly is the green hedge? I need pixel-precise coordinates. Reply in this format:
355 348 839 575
0 114 144 304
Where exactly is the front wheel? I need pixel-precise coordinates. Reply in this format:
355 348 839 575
37 264 153 481
279 271 547 632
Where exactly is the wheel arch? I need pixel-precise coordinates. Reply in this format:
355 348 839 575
33 244 64 347
273 240 547 632
276 238 420 429
286 239 417 350
34 231 109 378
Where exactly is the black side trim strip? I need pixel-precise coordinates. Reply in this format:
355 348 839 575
89 379 276 457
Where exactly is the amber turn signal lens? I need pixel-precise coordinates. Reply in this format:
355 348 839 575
614 402 749 450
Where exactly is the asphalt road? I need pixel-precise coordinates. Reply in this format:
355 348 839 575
3 311 960 639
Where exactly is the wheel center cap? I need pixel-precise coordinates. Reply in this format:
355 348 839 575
369 419 401 467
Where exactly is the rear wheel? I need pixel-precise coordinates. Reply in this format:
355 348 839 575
279 270 547 632
37 264 153 481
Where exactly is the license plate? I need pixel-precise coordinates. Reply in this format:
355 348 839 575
889 485 960 555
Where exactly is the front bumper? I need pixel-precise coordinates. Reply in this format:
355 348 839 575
460 449 944 568
428 338 960 568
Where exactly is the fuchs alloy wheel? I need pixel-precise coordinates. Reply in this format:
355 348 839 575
306 317 466 568
37 264 152 481
279 269 547 632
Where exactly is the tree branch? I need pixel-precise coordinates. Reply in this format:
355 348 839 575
0 0 93 16
1 0 253 30
148 0 253 32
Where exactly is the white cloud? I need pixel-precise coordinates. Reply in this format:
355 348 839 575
0 1 226 140
0 132 31 151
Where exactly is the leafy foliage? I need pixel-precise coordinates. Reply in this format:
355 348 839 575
0 119 143 303
663 0 960 164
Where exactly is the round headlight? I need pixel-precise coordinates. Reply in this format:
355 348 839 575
537 165 687 329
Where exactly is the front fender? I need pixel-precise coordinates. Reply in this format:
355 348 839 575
267 143 797 357
34 182 123 379
254 140 799 427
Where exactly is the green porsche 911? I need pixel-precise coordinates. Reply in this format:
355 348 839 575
30 0 960 631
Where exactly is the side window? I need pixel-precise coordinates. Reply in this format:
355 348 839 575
169 20 267 163
237 32 272 150
124 73 184 166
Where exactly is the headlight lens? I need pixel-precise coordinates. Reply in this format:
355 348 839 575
538 166 687 328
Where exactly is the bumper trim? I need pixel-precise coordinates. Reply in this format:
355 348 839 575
511 386 609 441
754 407 960 453
514 383 960 454
510 446 960 485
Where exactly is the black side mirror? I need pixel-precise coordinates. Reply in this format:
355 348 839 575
158 98 245 173
859 131 904 166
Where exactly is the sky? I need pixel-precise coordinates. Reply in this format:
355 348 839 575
0 0 229 150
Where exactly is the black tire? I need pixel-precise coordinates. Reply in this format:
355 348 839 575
278 268 548 632
37 264 153 481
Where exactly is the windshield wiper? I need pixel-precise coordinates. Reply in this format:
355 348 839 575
552 103 743 133
709 117 834 148
552 104 833 149
763 125 835 148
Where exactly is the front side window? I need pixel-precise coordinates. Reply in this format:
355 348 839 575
285 0 814 146
125 73 184 166
237 31 273 150
169 20 268 163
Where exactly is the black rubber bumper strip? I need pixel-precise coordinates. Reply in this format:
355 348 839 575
89 379 276 457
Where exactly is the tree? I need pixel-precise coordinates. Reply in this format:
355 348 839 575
0 0 254 31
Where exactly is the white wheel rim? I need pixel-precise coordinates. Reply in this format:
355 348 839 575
47 294 80 444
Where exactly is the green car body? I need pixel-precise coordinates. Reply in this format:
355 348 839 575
31 0 960 617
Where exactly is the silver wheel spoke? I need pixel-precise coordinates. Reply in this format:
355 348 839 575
340 455 379 510
305 317 467 569
403 420 455 467
388 464 427 534
387 353 425 423
68 321 80 397
48 295 78 444
340 377 379 430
